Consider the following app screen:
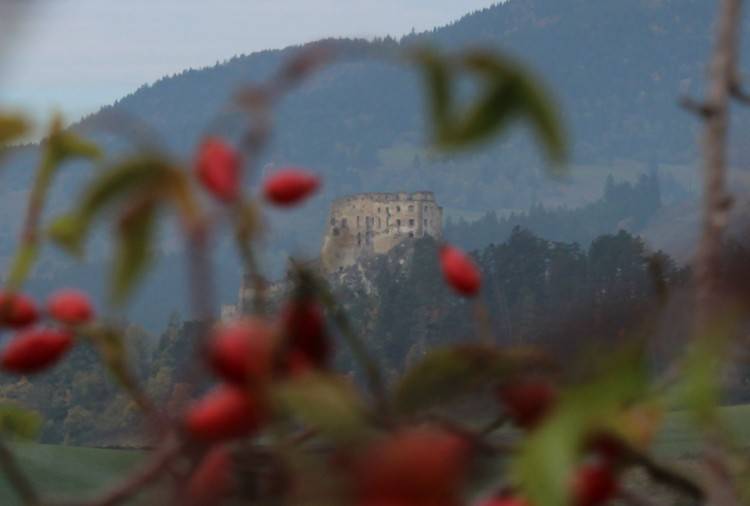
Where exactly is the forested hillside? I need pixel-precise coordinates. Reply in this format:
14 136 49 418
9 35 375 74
446 171 663 250
0 229 688 446
1 0 736 328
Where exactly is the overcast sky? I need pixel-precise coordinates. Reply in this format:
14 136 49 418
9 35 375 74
0 0 499 125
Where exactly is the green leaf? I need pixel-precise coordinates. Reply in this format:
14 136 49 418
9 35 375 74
394 345 545 415
48 156 172 256
0 115 29 148
234 200 262 249
274 373 368 441
47 214 87 256
0 404 41 441
112 199 158 304
42 115 100 170
512 71 566 165
91 326 128 382
413 48 566 167
412 49 453 141
512 350 649 506
672 324 733 427
5 243 39 291
441 79 519 149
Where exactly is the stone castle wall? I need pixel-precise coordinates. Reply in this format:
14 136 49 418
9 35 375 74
321 191 443 272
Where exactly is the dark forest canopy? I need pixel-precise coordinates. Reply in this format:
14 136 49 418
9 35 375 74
0 228 686 446
445 171 663 250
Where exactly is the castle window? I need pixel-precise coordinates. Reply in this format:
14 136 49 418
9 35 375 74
408 205 414 212
396 206 401 212
333 228 339 236
357 216 360 227
377 207 381 213
424 218 428 226
409 232 414 238
357 233 361 246
397 219 401 227
342 218 347 227
377 217 381 228
330 217 336 226
409 219 415 227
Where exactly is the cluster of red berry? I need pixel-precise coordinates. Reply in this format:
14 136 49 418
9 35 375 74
483 378 620 506
195 137 320 206
0 136 620 505
0 289 93 373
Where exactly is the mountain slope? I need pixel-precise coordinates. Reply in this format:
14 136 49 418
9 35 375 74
0 0 740 328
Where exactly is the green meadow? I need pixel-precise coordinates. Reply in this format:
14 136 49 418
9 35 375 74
1 404 750 504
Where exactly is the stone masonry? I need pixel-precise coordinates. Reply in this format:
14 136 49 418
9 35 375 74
320 191 443 272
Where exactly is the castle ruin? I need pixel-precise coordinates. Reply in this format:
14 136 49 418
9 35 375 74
321 191 443 272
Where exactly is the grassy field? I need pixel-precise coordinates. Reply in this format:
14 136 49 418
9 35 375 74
0 404 748 504
0 443 142 505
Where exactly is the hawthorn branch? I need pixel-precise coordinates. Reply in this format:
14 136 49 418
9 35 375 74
730 79 750 104
623 447 704 502
694 0 744 330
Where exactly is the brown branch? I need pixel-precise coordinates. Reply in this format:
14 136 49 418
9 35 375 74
617 489 665 506
680 96 717 118
186 221 215 323
730 81 750 104
694 0 744 330
623 447 704 502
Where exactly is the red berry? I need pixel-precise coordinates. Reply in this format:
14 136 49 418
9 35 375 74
498 378 557 429
187 446 235 505
281 301 329 374
439 245 481 296
47 289 94 325
0 328 73 373
585 432 626 463
573 461 619 506
262 168 320 206
0 292 38 329
208 319 274 384
355 427 472 505
195 138 241 202
185 386 265 442
478 495 533 506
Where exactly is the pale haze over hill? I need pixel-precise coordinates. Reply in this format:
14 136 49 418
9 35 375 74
0 0 499 123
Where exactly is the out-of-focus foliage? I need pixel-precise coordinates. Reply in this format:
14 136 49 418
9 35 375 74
415 49 565 164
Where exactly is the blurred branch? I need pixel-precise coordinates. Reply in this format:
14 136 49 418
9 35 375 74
186 221 214 323
311 270 389 416
623 446 704 502
694 0 743 329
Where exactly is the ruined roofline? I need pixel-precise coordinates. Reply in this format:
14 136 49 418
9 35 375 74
331 191 437 205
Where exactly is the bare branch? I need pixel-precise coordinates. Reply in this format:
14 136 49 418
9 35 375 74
623 446 704 502
730 81 750 104
694 0 744 328
680 96 717 117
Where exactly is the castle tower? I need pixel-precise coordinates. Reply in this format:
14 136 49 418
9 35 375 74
320 191 443 273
